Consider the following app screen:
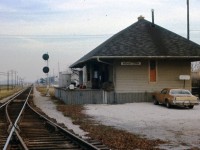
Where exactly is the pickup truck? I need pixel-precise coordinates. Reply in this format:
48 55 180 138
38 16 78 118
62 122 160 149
152 88 199 109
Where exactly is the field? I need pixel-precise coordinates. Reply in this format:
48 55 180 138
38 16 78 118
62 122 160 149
0 86 22 100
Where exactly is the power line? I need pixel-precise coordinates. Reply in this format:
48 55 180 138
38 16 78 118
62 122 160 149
0 34 113 39
190 30 200 32
0 34 113 36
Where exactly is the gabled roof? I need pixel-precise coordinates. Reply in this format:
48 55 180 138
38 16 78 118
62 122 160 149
70 18 200 68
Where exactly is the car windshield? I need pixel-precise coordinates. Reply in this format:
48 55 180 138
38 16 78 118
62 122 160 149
170 89 191 95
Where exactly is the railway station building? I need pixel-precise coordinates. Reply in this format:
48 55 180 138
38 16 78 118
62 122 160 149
55 16 200 104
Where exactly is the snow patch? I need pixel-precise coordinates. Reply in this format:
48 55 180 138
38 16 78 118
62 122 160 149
85 103 200 149
33 88 88 138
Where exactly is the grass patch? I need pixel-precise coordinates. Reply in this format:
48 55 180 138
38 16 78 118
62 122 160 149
0 88 21 100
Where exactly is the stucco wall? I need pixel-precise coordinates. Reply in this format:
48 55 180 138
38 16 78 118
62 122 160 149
115 60 191 93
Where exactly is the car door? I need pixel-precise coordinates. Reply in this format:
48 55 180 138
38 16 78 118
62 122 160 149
159 89 168 103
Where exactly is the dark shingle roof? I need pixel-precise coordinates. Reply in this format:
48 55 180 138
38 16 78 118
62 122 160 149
70 18 200 68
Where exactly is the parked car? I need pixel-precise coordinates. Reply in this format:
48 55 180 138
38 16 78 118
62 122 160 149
152 88 199 109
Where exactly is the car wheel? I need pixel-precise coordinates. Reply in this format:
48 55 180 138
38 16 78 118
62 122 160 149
189 105 194 109
153 98 159 105
166 101 171 108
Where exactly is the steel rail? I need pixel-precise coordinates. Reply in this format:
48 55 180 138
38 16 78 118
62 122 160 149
27 102 101 150
2 87 30 133
3 86 33 150
15 130 29 150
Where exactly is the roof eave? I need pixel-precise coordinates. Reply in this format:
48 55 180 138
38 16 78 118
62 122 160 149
92 56 200 59
70 56 200 68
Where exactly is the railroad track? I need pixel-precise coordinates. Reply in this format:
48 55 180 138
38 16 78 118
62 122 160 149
0 86 109 150
0 105 8 149
0 87 27 149
0 87 30 149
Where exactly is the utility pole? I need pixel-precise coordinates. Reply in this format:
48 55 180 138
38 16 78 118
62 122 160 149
7 72 9 91
17 76 18 86
14 71 17 88
187 0 190 40
10 70 14 89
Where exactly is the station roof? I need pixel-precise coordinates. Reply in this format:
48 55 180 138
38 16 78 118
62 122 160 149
70 17 200 68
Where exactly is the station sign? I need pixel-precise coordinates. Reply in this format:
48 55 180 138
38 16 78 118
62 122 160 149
179 75 190 80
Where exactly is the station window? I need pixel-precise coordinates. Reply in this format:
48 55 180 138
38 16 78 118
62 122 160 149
149 60 157 82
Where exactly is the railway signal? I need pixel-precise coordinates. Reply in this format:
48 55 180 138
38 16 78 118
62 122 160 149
42 53 50 96
42 53 49 61
43 66 49 74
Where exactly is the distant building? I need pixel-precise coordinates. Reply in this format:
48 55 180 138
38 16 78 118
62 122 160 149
58 72 71 88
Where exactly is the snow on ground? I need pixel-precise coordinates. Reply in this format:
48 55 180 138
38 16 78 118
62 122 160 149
32 87 200 149
85 103 200 149
33 88 88 138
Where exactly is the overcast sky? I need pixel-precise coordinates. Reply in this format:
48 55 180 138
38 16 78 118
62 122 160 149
0 0 200 82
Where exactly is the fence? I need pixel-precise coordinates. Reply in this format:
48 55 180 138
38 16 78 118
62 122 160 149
54 88 153 104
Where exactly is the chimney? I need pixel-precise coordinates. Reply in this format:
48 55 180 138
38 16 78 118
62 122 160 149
151 9 155 27
138 15 145 21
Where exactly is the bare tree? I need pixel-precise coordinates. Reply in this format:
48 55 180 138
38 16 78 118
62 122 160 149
191 61 200 72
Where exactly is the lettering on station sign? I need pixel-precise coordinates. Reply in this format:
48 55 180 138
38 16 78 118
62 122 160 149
121 62 141 66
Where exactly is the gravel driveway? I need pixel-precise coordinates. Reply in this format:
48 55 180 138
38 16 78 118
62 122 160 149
85 103 200 149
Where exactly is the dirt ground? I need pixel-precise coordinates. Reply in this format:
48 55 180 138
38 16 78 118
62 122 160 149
85 103 200 149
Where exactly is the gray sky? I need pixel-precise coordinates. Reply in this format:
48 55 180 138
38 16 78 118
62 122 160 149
0 0 200 82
